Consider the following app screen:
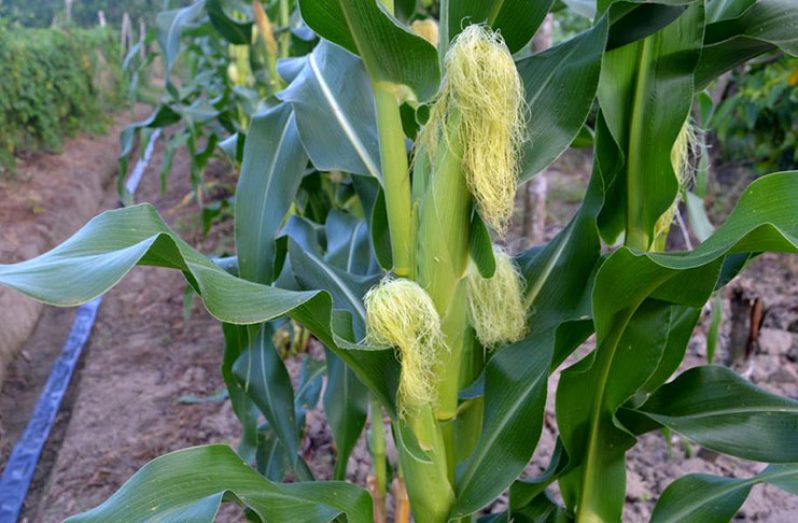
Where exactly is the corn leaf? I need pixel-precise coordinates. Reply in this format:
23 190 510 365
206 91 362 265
220 323 259 461
596 4 704 247
626 366 798 462
555 171 798 521
279 40 382 180
236 103 307 287
696 0 798 89
156 0 207 74
442 0 555 55
0 203 399 416
64 444 371 522
232 324 299 464
651 464 798 523
605 1 707 52
231 102 308 465
298 0 440 101
206 0 252 45
450 173 608 516
518 14 608 181
452 333 553 517
288 239 380 477
324 211 374 276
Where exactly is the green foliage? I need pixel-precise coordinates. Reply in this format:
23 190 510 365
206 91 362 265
0 26 122 168
0 0 173 28
2 1 798 522
712 53 798 173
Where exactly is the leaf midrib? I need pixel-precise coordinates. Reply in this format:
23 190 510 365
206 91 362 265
308 49 381 179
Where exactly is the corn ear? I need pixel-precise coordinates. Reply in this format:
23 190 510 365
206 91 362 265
419 25 525 234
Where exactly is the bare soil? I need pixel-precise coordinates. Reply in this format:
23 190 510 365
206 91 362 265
0 110 149 388
0 136 796 523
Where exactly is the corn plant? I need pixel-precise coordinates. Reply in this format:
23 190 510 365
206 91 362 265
2 1 798 522
119 0 306 207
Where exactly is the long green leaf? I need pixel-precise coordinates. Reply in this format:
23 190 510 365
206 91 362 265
279 41 382 180
696 0 798 88
156 0 207 74
443 0 554 54
65 445 371 522
630 366 798 462
324 210 374 276
518 15 609 181
231 103 308 464
651 464 798 523
221 323 260 462
288 239 378 477
448 169 608 517
556 171 798 521
298 0 440 101
452 333 553 517
0 204 398 416
232 323 299 462
206 0 252 44
596 4 704 247
236 103 307 285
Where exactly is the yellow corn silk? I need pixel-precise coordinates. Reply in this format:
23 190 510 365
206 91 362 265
653 119 698 247
364 278 446 412
419 25 526 235
467 246 527 348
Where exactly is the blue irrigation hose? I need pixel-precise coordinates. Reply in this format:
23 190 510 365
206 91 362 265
0 129 161 523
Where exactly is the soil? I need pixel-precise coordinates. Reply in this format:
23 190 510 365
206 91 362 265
0 110 150 388
1 134 797 523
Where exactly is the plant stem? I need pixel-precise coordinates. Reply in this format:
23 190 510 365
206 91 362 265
416 110 472 485
396 407 455 522
374 0 414 278
374 85 414 277
392 476 411 523
416 111 470 418
278 0 290 59
368 398 387 523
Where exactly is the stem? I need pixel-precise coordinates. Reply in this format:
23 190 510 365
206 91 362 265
392 477 411 523
278 0 290 59
374 85 414 277
368 398 387 523
416 111 471 423
373 0 413 280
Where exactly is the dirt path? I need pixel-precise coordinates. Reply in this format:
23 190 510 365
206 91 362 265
5 139 239 521
0 110 150 463
0 112 147 387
